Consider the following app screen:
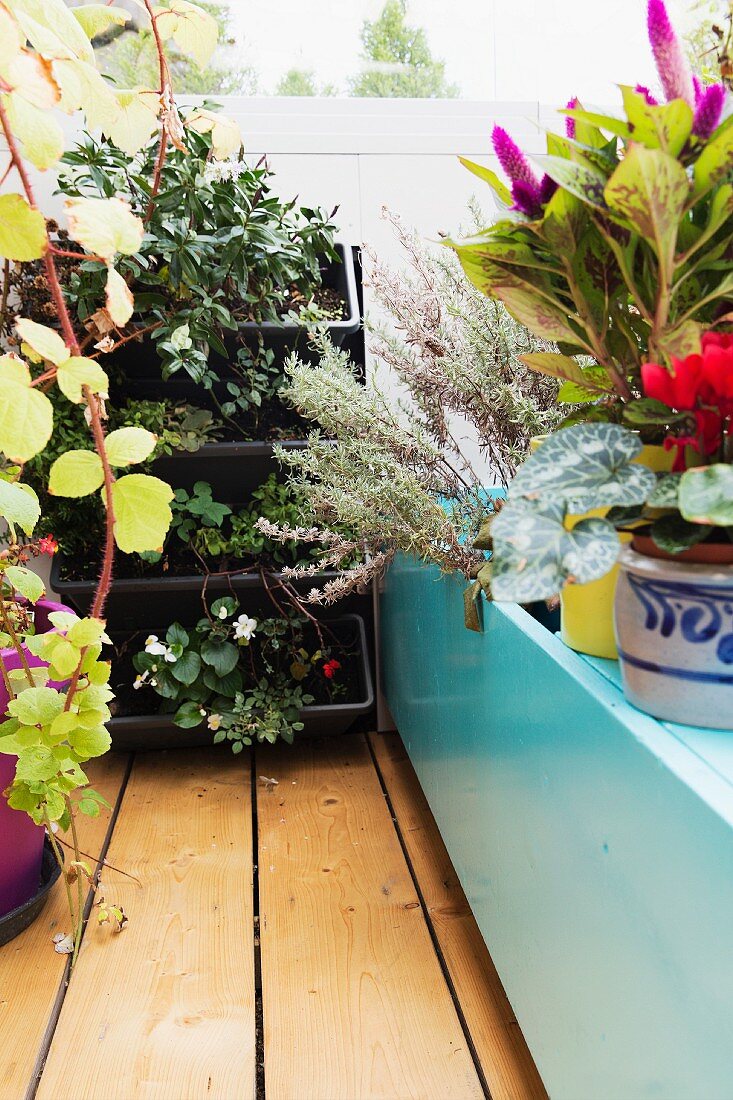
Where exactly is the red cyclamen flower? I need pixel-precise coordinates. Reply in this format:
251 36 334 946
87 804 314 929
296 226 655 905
647 0 695 106
38 535 59 555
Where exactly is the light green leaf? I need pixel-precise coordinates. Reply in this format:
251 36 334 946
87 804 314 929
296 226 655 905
48 450 104 497
68 724 111 759
679 464 733 525
694 117 733 196
56 357 109 404
490 285 581 344
0 194 47 261
457 156 512 205
540 155 608 210
0 376 53 461
5 95 64 170
110 473 173 553
71 3 130 38
15 318 69 366
605 146 689 279
105 427 157 467
47 636 81 678
520 352 587 386
8 686 65 727
5 565 45 603
0 479 40 535
65 196 144 259
620 87 693 157
66 617 106 648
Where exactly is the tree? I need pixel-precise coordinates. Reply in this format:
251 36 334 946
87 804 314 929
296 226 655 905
275 68 337 97
97 0 258 95
347 0 459 98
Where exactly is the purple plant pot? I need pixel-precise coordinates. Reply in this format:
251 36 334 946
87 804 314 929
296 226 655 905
0 599 73 918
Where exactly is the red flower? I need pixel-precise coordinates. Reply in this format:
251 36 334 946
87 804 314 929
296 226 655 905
664 410 723 471
38 535 58 556
322 659 341 680
641 356 706 410
699 336 733 413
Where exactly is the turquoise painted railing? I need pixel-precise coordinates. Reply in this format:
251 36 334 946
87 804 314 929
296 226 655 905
380 554 733 1100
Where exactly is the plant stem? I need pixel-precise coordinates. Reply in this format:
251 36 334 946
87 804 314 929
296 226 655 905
0 601 34 687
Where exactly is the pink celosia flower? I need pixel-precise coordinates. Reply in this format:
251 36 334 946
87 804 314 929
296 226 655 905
565 97 579 139
647 0 695 105
491 125 540 190
634 84 659 106
693 83 726 140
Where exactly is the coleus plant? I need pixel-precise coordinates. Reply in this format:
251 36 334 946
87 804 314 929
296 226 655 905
448 0 733 426
0 0 236 960
490 332 733 601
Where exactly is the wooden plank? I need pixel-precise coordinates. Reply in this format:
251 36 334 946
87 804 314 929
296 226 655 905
36 749 256 1100
369 732 547 1100
257 733 484 1100
0 752 130 1100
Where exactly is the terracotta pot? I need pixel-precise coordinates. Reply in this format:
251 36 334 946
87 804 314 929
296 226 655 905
632 533 733 565
614 547 733 729
0 599 73 918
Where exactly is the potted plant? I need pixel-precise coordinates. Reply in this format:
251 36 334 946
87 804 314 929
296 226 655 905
0 0 238 952
108 598 373 750
489 327 733 727
446 0 733 655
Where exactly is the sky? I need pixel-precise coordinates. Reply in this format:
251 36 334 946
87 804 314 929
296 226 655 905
222 0 709 102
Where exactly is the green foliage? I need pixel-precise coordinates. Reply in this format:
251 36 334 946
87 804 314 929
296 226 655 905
131 602 354 749
348 0 459 98
59 124 340 392
450 90 733 408
275 68 337 97
0 610 113 827
24 395 220 556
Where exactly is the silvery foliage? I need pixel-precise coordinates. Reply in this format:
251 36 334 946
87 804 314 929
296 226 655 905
491 424 657 601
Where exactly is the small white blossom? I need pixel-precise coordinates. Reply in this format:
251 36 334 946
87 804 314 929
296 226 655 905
163 647 177 664
207 713 222 731
234 614 257 641
217 606 229 620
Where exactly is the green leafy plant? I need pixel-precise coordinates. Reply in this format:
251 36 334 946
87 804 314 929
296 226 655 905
131 598 355 749
0 0 233 959
57 124 340 398
448 1 733 431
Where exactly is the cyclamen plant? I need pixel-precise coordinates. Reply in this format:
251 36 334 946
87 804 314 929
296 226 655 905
449 0 733 424
490 332 733 601
0 0 236 960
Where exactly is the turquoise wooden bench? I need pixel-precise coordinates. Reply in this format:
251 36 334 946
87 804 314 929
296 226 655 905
380 554 733 1100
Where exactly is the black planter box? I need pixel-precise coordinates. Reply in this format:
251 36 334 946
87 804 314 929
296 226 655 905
50 554 361 629
151 439 306 498
107 613 374 750
111 244 359 380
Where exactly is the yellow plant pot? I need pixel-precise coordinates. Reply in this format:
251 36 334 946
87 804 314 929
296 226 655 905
528 439 675 659
561 443 674 659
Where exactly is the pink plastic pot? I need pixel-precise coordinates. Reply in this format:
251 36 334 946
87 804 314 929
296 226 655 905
0 599 73 918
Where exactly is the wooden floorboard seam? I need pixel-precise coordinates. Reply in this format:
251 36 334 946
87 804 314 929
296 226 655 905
24 752 135 1100
365 734 493 1100
251 754 265 1100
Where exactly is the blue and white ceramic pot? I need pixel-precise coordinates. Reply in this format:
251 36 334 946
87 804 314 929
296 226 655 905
615 544 733 730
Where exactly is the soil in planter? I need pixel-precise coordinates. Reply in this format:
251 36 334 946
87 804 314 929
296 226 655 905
107 619 364 721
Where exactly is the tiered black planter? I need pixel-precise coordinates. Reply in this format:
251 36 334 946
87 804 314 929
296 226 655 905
55 244 374 745
106 614 373 751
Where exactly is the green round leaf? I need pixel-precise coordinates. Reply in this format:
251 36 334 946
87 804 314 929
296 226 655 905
110 474 173 553
679 464 733 526
49 450 104 497
105 426 158 467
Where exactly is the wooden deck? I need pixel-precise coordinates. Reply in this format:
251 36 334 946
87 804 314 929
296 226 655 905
0 733 545 1100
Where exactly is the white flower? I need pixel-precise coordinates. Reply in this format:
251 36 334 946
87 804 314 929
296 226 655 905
145 635 167 657
207 713 222 731
133 673 147 691
163 647 177 664
234 614 257 641
217 606 229 620
170 323 192 351
199 708 206 717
